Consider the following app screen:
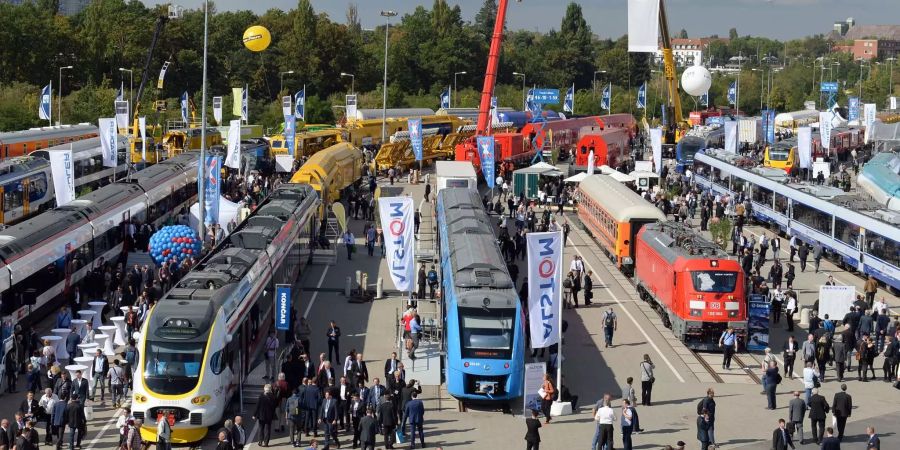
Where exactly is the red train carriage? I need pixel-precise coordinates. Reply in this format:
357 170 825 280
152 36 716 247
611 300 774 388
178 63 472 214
634 222 747 350
572 127 632 169
0 124 98 159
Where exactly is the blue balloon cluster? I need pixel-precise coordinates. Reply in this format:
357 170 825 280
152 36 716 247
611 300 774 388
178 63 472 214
148 225 202 267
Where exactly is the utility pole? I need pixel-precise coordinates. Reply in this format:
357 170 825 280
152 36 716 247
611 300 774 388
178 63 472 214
380 10 397 146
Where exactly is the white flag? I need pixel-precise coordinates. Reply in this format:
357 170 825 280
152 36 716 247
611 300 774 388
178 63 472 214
819 111 833 150
724 120 737 154
99 118 118 168
891 96 897 110
48 148 75 207
527 231 563 349
650 127 663 174
226 120 242 169
39 83 52 121
377 197 415 292
863 103 877 143
628 0 660 52
212 96 223 125
798 126 812 169
139 117 147 161
587 149 595 175
282 95 292 117
115 100 130 130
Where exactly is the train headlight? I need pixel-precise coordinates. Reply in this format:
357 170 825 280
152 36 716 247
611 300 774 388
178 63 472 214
728 310 739 318
689 309 703 317
191 395 211 405
134 394 148 403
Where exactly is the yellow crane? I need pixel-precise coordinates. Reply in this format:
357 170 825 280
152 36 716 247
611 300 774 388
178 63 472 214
658 0 688 144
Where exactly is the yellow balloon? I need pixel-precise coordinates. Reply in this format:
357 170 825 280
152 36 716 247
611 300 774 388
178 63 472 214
242 25 271 52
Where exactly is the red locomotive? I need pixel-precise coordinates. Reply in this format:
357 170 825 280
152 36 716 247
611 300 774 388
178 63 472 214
571 114 637 169
633 222 747 350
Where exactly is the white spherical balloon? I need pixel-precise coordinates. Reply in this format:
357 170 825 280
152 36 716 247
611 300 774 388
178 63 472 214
681 65 712 97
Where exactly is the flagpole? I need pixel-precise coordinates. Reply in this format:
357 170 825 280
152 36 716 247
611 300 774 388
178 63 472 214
197 0 209 241
49 82 53 127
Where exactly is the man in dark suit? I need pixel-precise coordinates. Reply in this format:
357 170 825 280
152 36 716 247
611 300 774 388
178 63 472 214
356 381 371 412
318 390 340 449
336 376 353 431
820 427 841 450
387 372 405 421
326 320 341 364
524 409 541 450
351 353 369 387
301 379 320 437
8 413 24 447
787 391 806 444
377 393 397 449
384 352 401 379
252 386 277 447
771 418 795 450
403 391 426 449
72 371 89 406
0 419 11 449
866 426 881 450
65 397 86 449
367 378 386 411
697 410 712 450
18 391 40 423
229 415 247 450
831 383 852 440
583 270 593 306
349 393 365 448
807 388 830 444
301 354 317 381
359 408 378 450
316 361 336 391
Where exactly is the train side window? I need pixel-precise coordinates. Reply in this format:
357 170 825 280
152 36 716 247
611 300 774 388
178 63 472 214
864 231 899 267
791 202 831 235
29 175 48 202
3 182 22 212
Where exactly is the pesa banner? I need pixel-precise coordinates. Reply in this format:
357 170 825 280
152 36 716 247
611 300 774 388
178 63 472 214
99 118 117 168
377 197 415 292
527 231 563 349
48 149 75 207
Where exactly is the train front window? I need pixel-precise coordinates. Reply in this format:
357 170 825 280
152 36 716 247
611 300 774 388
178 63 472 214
459 307 514 360
690 271 738 293
144 340 205 395
769 147 790 161
678 139 703 163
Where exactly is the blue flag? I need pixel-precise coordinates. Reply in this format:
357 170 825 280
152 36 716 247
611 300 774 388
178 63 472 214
408 118 423 161
477 136 495 188
241 84 248 121
727 81 736 105
285 115 296 156
563 84 574 113
180 91 189 124
601 84 611 111
200 155 221 225
39 84 52 121
440 87 450 109
294 89 305 120
700 91 709 107
764 109 776 144
116 82 124 102
636 82 646 109
848 96 859 121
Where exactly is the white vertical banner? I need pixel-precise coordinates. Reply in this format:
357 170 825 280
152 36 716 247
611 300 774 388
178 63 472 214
346 94 358 121
724 120 737 154
282 95 292 117
48 149 75 207
863 103 877 143
115 100 129 131
587 149 595 175
138 117 147 161
527 231 563 349
819 111 833 150
627 0 660 52
798 126 812 169
212 96 223 125
890 96 897 110
650 127 662 175
378 197 415 292
225 119 242 169
99 118 118 168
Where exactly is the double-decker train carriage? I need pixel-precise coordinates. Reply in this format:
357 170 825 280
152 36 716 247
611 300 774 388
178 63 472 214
132 183 320 444
0 152 199 323
0 124 98 159
633 222 748 351
576 175 666 276
436 188 525 406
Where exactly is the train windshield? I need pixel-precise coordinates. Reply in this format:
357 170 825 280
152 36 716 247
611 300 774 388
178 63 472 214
768 146 791 161
677 138 704 163
459 307 515 360
143 340 206 395
691 271 738 293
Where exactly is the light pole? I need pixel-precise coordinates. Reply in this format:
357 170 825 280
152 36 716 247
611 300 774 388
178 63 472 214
380 10 397 146
857 58 866 103
118 68 133 110
340 72 355 94
888 56 896 99
453 71 466 108
197 0 210 241
593 70 606 97
513 72 525 110
279 70 294 95
58 65 73 125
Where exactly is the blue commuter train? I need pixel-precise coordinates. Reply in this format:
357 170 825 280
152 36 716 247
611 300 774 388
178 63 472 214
435 188 525 405
675 125 724 174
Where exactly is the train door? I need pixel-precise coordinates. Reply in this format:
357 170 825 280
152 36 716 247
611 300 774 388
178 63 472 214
0 185 4 224
21 179 29 217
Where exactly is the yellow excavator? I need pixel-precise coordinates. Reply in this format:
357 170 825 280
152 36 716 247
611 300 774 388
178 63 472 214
657 0 689 144
129 14 168 164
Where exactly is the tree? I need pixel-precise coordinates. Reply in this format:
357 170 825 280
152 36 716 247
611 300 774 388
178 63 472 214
729 28 739 40
678 29 688 39
345 3 361 35
473 0 497 40
558 3 594 88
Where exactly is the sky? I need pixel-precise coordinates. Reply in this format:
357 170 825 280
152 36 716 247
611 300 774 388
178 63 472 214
159 0 900 40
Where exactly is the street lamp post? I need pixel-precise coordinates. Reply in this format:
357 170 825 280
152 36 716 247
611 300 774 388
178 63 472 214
58 65 73 126
197 0 210 241
279 70 295 95
380 10 397 146
888 56 896 99
593 70 606 97
513 72 525 110
118 68 133 112
340 72 355 94
453 71 466 108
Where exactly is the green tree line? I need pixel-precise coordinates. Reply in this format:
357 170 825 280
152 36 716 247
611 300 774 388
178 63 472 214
1 0 897 132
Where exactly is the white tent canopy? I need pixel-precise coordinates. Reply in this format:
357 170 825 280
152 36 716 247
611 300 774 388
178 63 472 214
189 196 241 231
563 172 588 183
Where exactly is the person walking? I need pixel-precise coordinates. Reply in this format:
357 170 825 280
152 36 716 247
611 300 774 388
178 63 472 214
326 321 341 365
771 418 795 450
264 330 279 382
376 393 397 449
583 270 593 306
788 391 807 444
253 384 278 447
866 426 881 450
797 243 809 272
524 409 542 450
831 384 852 440
65 396 86 449
783 335 798 379
620 377 642 432
318 390 340 449
764 360 782 409
697 409 712 450
342 230 355 260
807 388 829 445
359 407 378 450
539 374 555 424
719 327 738 369
621 399 635 450
820 427 840 450
864 275 878 308
603 308 617 348
157 412 172 450
697 388 717 447
404 391 425 449
639 354 655 406
592 395 616 450
108 359 126 408
90 348 108 402
813 242 823 273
